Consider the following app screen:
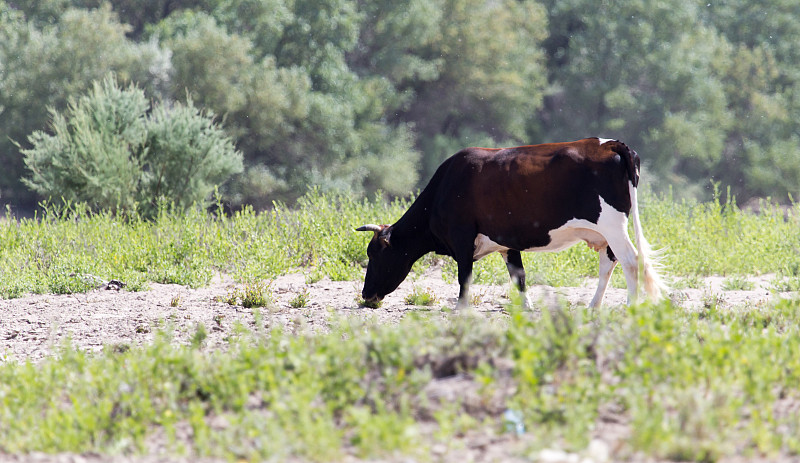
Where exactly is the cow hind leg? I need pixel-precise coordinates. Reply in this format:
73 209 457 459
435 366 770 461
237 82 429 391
589 246 618 308
503 250 529 308
605 233 639 305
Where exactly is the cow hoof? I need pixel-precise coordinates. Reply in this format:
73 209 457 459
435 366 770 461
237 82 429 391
455 299 471 311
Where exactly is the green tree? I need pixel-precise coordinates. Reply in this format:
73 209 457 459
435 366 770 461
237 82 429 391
0 2 167 208
699 0 800 201
535 0 800 203
400 0 550 179
536 0 731 195
154 8 419 207
21 77 242 218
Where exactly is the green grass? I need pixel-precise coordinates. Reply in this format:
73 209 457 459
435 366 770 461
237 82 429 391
2 299 800 460
2 188 798 299
722 275 756 291
2 189 800 460
216 280 273 308
0 188 800 461
403 286 440 306
289 287 312 308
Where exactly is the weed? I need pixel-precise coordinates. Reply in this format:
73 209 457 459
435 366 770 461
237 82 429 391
403 286 439 306
134 324 150 334
722 275 755 291
470 289 486 305
169 295 181 307
218 281 273 308
190 322 207 348
770 276 800 292
289 288 311 308
701 290 724 311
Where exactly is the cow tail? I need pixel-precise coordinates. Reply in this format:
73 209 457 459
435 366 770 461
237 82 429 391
628 181 667 301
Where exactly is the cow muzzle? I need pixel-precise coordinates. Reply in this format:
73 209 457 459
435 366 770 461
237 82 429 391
361 293 383 305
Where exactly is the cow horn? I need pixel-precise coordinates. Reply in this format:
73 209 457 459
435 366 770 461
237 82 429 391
356 224 383 233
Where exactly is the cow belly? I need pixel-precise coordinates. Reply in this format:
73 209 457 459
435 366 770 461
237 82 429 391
524 220 607 252
473 234 510 260
473 219 607 260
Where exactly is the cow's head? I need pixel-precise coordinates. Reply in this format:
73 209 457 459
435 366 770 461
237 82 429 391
356 224 414 304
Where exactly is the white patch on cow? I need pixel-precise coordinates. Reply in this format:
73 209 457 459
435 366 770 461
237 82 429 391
597 138 614 145
473 234 508 260
472 196 646 306
473 196 626 260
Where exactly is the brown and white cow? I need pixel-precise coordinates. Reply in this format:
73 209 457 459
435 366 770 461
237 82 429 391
357 138 666 308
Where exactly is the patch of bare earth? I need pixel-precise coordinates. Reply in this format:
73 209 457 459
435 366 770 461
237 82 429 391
0 269 795 463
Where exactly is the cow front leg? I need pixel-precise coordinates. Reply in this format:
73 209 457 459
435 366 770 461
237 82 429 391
503 250 529 308
589 246 618 308
455 258 473 310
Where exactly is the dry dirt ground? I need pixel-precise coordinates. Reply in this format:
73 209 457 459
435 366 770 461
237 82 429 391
0 268 780 361
0 269 793 463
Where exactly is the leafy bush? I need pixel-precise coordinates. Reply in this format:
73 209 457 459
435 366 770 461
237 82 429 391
21 76 243 219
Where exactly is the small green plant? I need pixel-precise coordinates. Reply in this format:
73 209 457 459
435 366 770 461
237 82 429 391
170 295 181 307
404 286 439 306
190 322 207 348
357 295 382 309
722 275 755 291
218 281 273 308
701 290 724 311
672 275 703 289
770 276 800 292
290 288 311 308
470 289 486 305
134 324 150 334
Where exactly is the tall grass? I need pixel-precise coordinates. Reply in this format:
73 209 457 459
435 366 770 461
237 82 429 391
1 188 798 299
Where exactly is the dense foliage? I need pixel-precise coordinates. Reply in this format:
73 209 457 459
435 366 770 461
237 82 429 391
1 0 799 210
20 77 242 218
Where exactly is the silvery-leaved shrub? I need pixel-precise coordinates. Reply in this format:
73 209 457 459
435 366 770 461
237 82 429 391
21 75 243 219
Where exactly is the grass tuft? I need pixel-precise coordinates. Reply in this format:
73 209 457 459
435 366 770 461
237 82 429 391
217 281 273 308
403 286 439 306
722 275 756 291
289 287 311 308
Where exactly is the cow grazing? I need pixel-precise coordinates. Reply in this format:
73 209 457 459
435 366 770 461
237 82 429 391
356 138 666 308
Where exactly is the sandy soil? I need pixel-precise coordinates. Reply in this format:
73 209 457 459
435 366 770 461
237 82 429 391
0 269 792 462
0 268 781 362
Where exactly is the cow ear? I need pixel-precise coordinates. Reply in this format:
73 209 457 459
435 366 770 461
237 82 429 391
379 228 392 248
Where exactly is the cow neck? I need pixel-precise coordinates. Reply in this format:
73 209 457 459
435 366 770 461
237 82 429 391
390 196 436 260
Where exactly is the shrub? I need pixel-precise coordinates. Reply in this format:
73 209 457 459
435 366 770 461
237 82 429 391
21 75 243 219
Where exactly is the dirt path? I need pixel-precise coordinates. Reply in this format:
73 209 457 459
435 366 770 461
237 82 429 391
0 269 781 362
